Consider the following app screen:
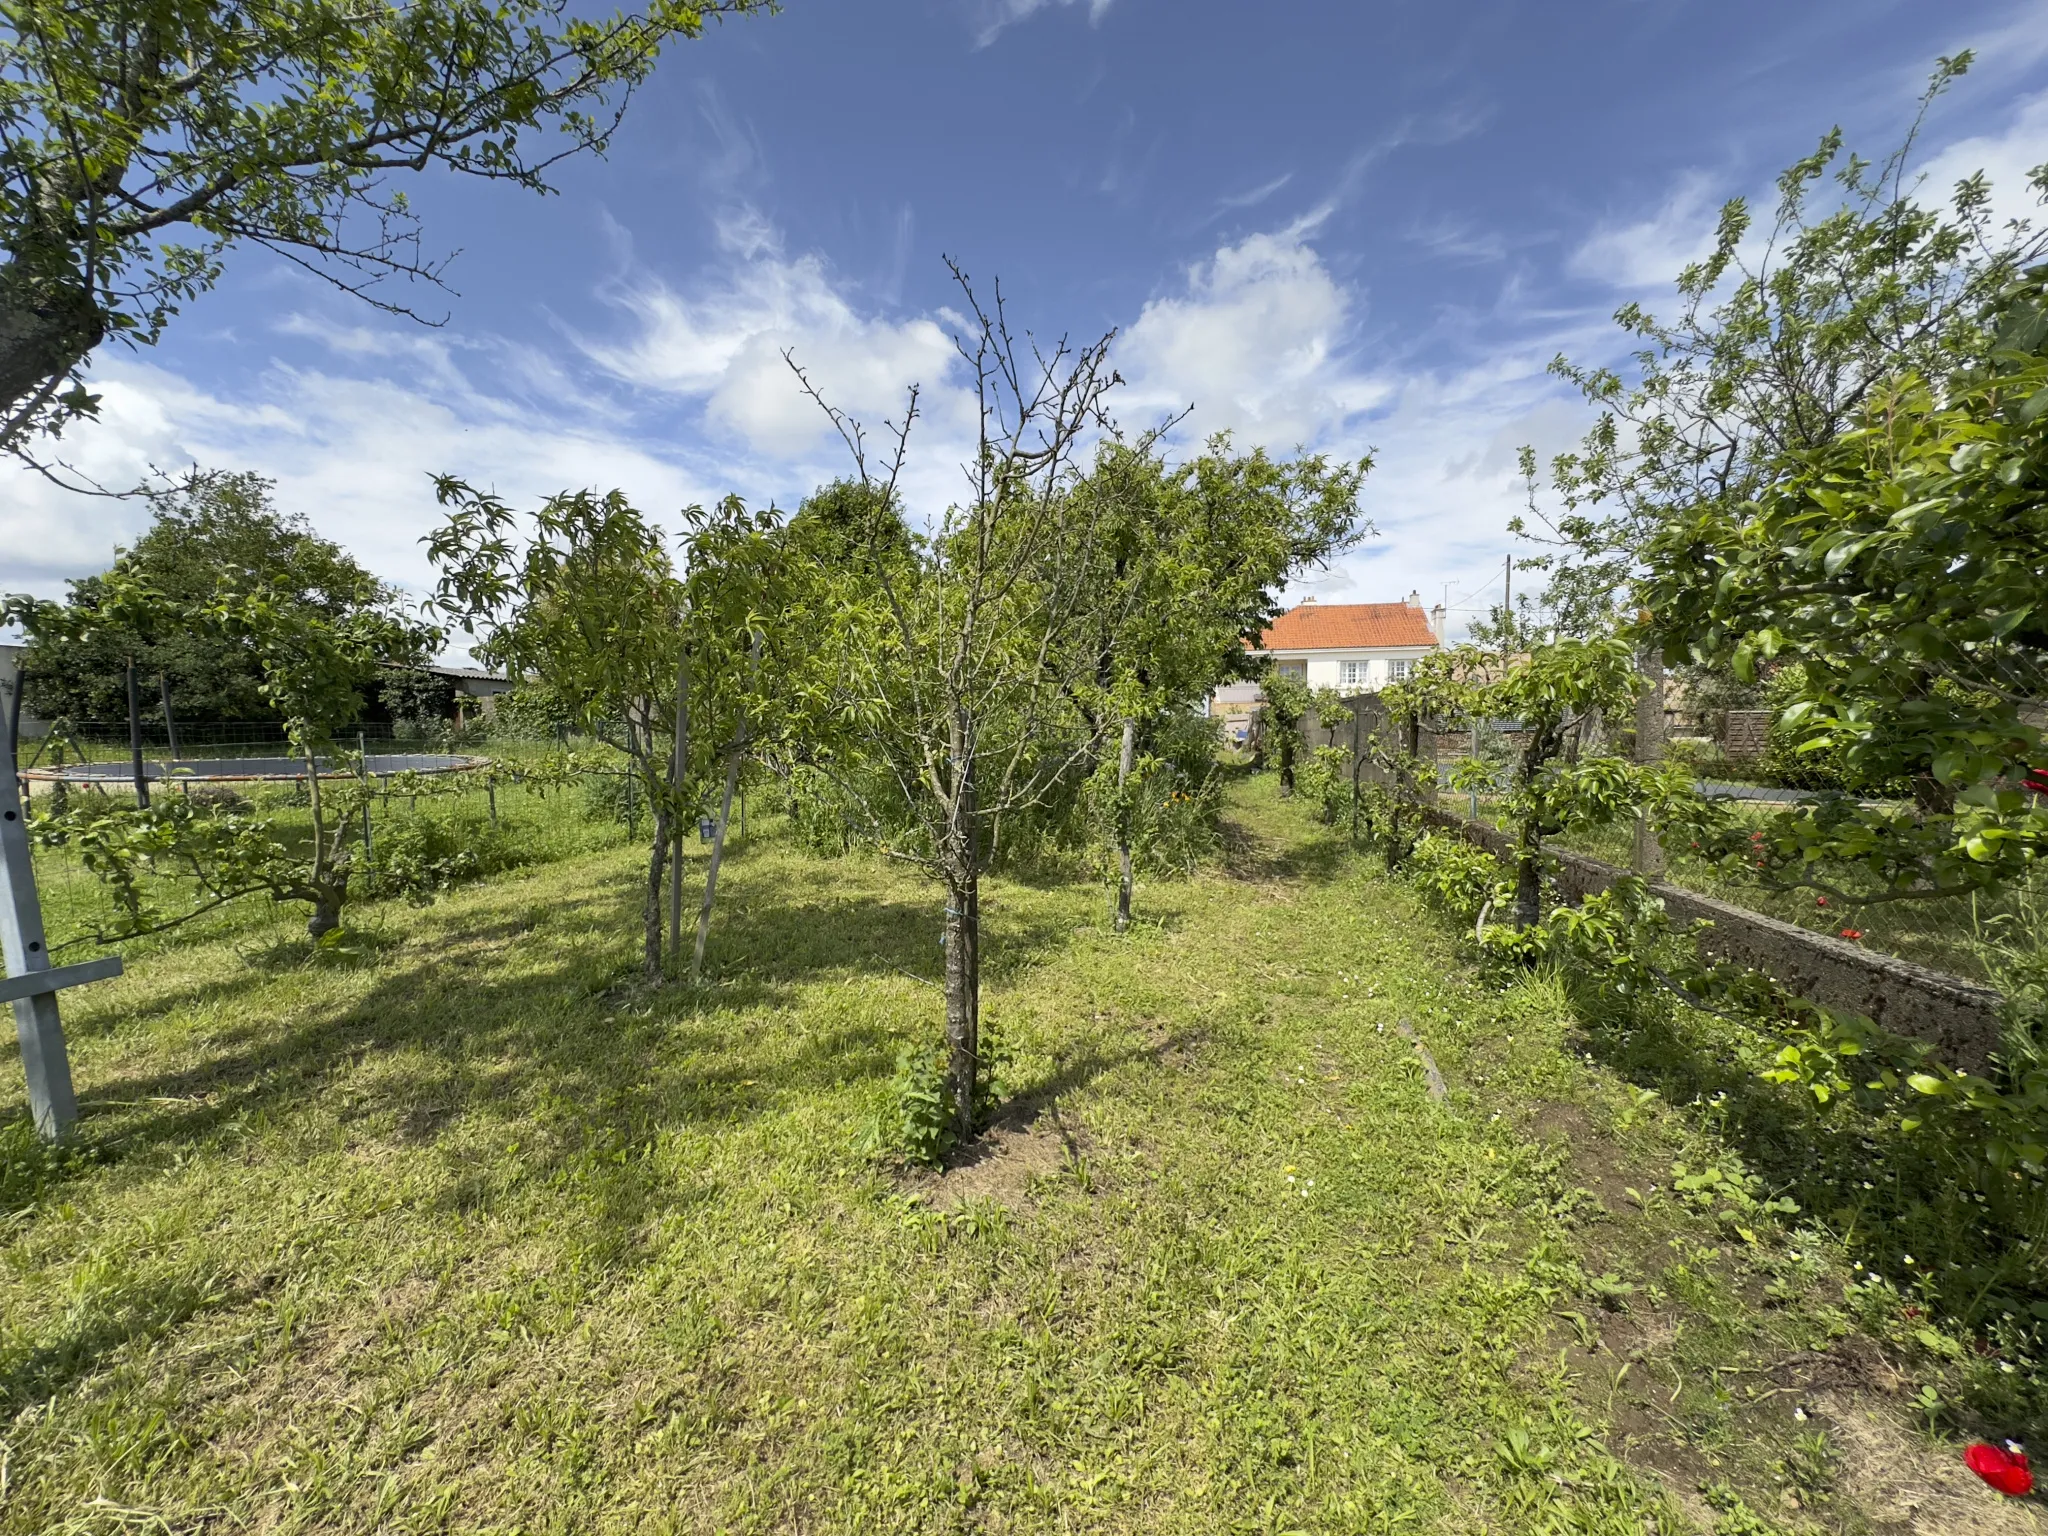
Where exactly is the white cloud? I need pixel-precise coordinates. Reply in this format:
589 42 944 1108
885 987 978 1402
1118 229 1391 446
0 348 724 617
1568 170 1726 290
962 0 1113 49
1912 85 2048 231
1105 222 1611 635
576 208 960 458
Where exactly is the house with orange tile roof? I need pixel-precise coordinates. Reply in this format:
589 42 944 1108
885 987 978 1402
1209 593 1445 743
1253 592 1444 689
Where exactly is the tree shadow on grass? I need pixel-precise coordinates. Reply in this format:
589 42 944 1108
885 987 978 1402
1219 817 1351 886
39 850 1081 1191
1555 968 2046 1400
0 1258 246 1414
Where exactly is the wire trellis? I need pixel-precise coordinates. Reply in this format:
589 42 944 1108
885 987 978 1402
18 738 638 958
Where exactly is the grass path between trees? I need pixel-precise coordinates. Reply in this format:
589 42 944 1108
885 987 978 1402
2 777 2037 1534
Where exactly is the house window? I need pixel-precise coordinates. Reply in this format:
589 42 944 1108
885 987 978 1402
1338 660 1371 689
1275 659 1307 679
1387 658 1414 682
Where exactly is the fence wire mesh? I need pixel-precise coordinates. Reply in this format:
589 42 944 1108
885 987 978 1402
16 728 656 959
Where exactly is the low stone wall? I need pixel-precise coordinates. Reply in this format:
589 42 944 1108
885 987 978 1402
1421 808 2008 1072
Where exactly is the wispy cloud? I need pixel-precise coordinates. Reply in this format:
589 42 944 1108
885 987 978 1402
1404 214 1508 264
1567 169 1724 290
962 0 1113 49
1213 173 1294 215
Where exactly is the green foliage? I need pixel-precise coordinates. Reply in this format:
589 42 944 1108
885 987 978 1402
1523 54 2047 632
379 667 457 738
357 808 526 904
30 786 339 939
880 1042 959 1168
0 0 773 448
1257 671 1348 794
8 471 424 723
1753 664 1909 796
1083 736 1223 878
1403 832 1510 924
1388 631 1710 927
1646 264 2048 911
874 1022 1011 1169
428 481 796 976
1294 745 1352 826
483 684 575 742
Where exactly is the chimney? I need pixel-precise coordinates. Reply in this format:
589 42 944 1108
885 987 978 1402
1405 589 1421 607
1429 603 1446 643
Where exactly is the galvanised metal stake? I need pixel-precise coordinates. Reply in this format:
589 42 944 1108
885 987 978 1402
1 757 117 1139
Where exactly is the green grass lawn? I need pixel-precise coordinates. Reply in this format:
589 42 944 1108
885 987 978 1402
1 778 2033 1533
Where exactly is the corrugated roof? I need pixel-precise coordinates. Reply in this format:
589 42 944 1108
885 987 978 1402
1256 602 1439 652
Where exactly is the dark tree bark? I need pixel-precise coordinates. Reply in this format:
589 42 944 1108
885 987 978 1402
1114 718 1136 933
643 803 671 981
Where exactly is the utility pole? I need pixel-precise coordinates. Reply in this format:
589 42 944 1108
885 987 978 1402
1503 555 1512 632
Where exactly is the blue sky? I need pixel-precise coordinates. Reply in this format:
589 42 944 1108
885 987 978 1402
6 0 2047 650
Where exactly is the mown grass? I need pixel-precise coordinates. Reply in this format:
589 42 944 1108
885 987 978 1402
0 777 2013 1533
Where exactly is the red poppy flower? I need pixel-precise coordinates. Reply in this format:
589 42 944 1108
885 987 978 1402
2026 768 2048 796
1840 928 1864 941
1816 896 1829 908
1964 1441 2033 1497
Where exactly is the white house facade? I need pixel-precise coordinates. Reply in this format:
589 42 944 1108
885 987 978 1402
1250 595 1444 691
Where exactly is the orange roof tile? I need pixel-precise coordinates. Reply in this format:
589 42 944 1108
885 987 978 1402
1255 602 1439 651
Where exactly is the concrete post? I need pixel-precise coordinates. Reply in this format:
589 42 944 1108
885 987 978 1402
1632 647 1668 877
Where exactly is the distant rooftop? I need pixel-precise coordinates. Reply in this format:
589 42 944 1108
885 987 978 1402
1255 600 1439 652
424 663 510 683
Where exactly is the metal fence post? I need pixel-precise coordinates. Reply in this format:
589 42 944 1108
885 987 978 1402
1 761 85 1138
358 732 373 855
1469 720 1480 821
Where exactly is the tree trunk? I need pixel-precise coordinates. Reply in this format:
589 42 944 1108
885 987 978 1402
1511 729 1554 931
1512 823 1545 932
669 653 690 962
643 799 670 981
1114 718 1136 933
692 743 743 984
942 746 982 1145
943 865 981 1145
0 274 104 435
306 881 346 940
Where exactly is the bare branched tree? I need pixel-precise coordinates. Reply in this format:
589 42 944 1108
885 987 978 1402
788 264 1153 1143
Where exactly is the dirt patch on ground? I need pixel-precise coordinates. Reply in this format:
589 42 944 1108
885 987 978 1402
920 1102 1087 1212
1526 1099 1640 1214
1812 1390 2048 1534
1218 819 1300 898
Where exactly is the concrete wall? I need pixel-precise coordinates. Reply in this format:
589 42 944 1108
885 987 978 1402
1420 807 2007 1072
